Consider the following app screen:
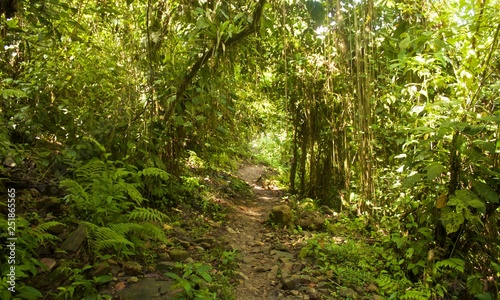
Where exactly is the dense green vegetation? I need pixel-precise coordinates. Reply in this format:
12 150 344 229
1 0 499 299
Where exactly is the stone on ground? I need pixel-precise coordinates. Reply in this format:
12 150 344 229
60 224 87 253
269 205 293 226
296 210 325 231
116 277 173 300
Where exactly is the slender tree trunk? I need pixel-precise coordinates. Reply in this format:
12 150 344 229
290 99 299 193
308 91 317 198
299 120 308 196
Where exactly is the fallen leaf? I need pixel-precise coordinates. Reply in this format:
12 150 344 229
115 281 126 291
436 192 447 209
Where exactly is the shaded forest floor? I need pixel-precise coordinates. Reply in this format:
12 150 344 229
3 161 387 299
110 164 381 299
8 160 477 299
225 165 380 300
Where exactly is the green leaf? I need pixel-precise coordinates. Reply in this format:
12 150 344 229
474 293 494 300
399 36 411 50
165 272 182 281
463 125 484 136
181 279 192 295
217 126 230 135
427 163 445 181
441 207 464 234
94 275 113 284
196 17 211 29
468 199 485 209
199 272 212 283
196 264 210 273
458 190 486 211
1 89 27 99
17 285 43 300
413 126 434 133
436 258 464 273
467 275 483 295
472 181 499 204
473 140 496 154
403 173 424 188
492 261 500 273
391 234 404 249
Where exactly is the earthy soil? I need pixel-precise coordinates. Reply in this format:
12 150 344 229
110 164 290 300
227 164 284 299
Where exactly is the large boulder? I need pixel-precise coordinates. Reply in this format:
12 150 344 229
296 211 325 231
269 205 293 226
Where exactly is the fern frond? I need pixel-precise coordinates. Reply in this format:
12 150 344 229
35 221 64 232
60 179 89 202
125 184 145 205
82 136 106 153
108 223 144 235
111 167 133 180
128 207 170 223
81 222 99 236
139 168 171 182
94 226 135 251
30 231 60 243
74 159 107 179
436 258 465 273
24 221 63 243
401 290 429 300
138 222 168 243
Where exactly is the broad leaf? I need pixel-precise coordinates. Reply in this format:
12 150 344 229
427 163 445 181
441 207 464 234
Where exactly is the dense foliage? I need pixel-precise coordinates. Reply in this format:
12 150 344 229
1 0 499 299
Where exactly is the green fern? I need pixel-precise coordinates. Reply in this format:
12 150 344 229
124 183 145 205
110 167 133 180
139 167 172 198
35 221 65 232
82 136 106 153
108 223 144 236
139 167 171 181
60 179 90 202
61 159 151 224
435 258 465 273
128 207 170 223
74 159 107 179
28 221 63 244
138 222 168 243
95 228 134 248
92 225 137 255
85 222 167 258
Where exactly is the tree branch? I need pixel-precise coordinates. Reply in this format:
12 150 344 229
173 0 266 113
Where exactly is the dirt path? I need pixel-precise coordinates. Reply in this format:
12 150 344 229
225 165 283 299
111 164 298 300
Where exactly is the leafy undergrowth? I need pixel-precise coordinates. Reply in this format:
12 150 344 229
1 140 498 300
297 211 498 300
0 144 251 299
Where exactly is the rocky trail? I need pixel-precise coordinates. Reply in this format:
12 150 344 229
229 164 284 299
25 163 375 299
107 164 348 299
221 164 329 300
